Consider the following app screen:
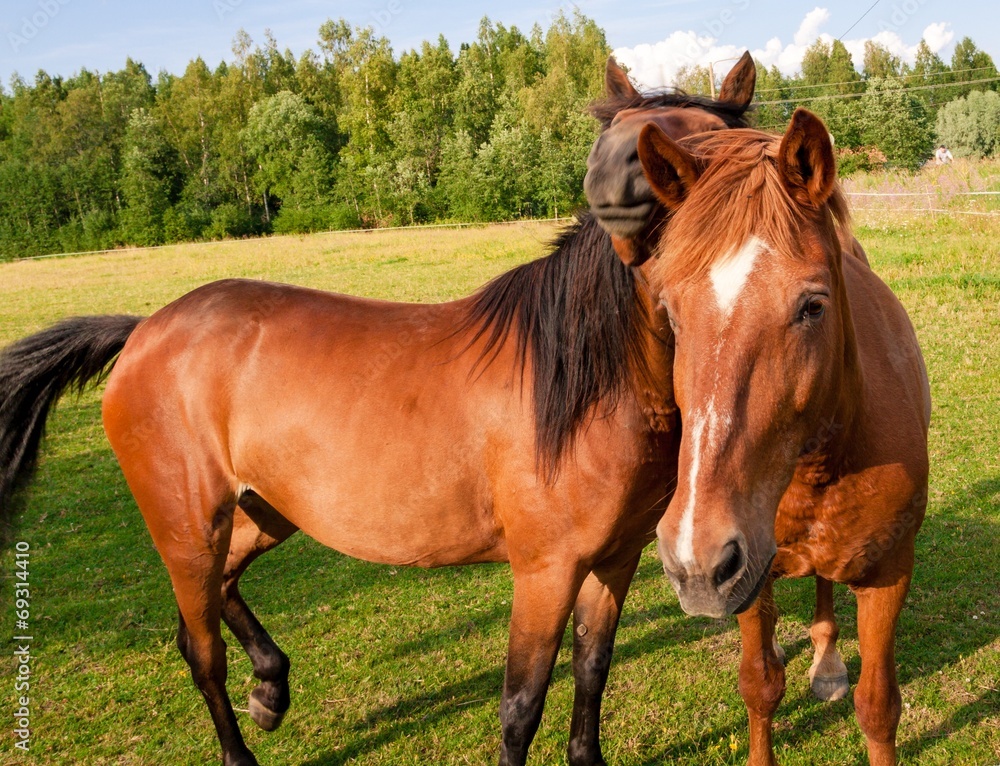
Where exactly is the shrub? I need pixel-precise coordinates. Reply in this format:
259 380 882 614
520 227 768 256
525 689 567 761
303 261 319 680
837 146 886 177
204 203 257 240
162 203 212 243
935 90 1000 159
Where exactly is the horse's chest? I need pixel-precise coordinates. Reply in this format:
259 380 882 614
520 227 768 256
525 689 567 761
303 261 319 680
773 482 880 583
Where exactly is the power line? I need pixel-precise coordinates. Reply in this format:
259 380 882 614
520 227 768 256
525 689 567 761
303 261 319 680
754 75 1000 106
753 65 998 96
838 0 884 40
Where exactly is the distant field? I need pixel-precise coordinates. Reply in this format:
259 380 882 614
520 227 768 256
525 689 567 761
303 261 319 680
0 212 997 766
843 158 1000 218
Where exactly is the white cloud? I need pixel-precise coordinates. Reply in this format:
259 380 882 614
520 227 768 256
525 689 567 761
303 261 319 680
612 31 745 91
611 8 956 90
923 22 955 53
794 7 831 47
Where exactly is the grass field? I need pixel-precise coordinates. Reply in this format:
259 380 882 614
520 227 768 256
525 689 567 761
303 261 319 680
0 212 998 766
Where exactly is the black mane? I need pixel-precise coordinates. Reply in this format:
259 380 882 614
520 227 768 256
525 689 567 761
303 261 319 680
462 213 650 476
588 89 753 131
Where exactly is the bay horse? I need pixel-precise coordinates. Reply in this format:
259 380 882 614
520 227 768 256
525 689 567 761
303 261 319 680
604 110 930 765
0 58 757 766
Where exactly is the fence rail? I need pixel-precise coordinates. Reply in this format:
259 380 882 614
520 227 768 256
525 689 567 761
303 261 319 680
845 189 1000 218
8 197 1000 264
14 217 566 262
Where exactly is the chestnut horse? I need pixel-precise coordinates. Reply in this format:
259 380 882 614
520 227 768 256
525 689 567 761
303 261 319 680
605 110 930 765
0 59 756 766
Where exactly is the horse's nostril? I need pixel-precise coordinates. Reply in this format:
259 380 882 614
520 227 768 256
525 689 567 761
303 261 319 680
713 540 744 588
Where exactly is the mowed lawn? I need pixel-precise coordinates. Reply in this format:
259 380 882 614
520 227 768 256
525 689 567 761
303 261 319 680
0 214 997 766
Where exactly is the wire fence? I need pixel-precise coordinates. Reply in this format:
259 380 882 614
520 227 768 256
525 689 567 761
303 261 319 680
844 189 1000 219
14 216 568 262
9 193 1000 264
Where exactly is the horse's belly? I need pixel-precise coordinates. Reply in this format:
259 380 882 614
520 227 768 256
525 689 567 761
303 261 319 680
286 488 506 568
241 431 507 569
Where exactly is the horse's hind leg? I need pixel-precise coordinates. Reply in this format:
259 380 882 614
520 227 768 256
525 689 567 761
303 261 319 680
567 554 641 766
809 575 849 701
222 495 299 732
139 488 256 765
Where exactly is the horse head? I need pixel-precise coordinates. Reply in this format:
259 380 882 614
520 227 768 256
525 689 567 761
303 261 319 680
584 51 756 266
633 110 855 617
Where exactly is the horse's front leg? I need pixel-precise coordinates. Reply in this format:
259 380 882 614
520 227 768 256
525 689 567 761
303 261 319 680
567 554 641 766
499 563 588 766
736 578 786 766
851 544 914 766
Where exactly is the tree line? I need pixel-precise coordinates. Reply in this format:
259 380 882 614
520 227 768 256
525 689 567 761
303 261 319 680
0 13 608 258
0 14 997 259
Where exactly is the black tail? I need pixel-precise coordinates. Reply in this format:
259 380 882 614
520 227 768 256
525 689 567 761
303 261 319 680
0 315 144 519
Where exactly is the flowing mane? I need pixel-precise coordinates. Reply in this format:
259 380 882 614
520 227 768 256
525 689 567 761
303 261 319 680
589 89 753 131
461 213 650 475
654 128 852 285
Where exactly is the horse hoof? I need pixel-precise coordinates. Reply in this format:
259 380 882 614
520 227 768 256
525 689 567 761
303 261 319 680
223 750 260 766
811 672 849 701
249 688 286 731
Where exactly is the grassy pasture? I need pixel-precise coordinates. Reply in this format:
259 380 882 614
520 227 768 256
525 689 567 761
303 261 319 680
0 212 998 766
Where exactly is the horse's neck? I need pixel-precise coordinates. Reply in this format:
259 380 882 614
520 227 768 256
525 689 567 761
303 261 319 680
812 251 867 478
632 276 679 433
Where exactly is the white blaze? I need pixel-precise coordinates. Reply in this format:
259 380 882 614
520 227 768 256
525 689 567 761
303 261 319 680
675 413 705 566
710 236 765 318
675 237 764 567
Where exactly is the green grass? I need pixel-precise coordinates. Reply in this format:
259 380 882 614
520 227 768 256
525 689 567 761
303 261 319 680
0 215 998 766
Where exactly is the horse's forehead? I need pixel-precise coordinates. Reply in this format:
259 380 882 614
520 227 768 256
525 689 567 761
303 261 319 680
709 237 766 318
680 233 831 324
611 106 726 137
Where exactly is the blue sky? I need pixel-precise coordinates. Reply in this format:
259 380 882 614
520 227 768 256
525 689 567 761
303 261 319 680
1 0 996 87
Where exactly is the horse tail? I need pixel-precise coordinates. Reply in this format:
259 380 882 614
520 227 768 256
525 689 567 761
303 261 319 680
0 315 144 518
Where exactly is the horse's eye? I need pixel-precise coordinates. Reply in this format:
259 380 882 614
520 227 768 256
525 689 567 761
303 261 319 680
802 298 826 322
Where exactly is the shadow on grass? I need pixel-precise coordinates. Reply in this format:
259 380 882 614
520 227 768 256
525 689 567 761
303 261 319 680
299 666 504 766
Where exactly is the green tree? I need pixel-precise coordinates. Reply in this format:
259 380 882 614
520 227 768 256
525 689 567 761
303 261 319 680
752 62 793 130
910 39 953 113
243 91 334 228
801 39 831 89
474 98 542 220
935 90 1000 157
863 41 902 80
391 37 457 185
156 58 222 208
214 31 270 226
828 40 863 94
673 65 712 95
120 108 177 245
856 77 934 168
950 36 999 92
453 18 538 147
436 130 481 220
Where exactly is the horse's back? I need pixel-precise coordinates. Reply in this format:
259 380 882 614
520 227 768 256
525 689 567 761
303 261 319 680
103 279 513 567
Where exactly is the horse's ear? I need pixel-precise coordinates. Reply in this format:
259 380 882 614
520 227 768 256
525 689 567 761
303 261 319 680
717 51 756 109
605 57 639 100
778 108 837 209
638 123 702 210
